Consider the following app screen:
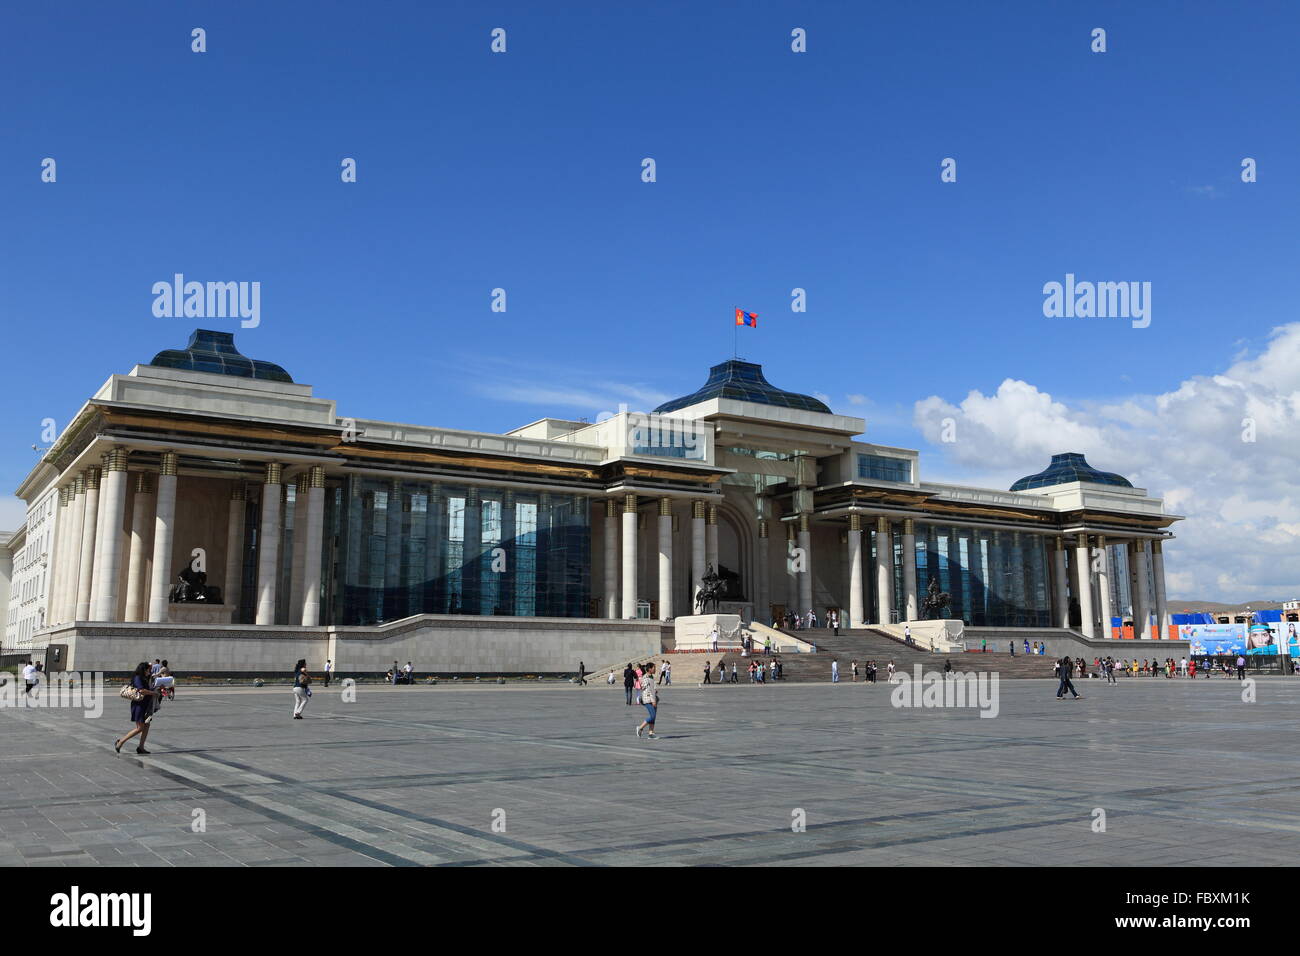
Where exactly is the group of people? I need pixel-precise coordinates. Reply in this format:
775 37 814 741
385 660 415 684
841 659 887 682
1080 655 1249 680
617 661 660 737
698 657 783 683
114 659 174 754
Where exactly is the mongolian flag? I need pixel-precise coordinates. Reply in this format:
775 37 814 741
735 309 758 328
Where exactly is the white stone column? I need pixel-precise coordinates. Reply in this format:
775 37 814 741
288 474 309 620
797 513 813 617
255 462 283 625
874 517 894 625
63 476 86 623
690 499 706 610
88 455 110 614
706 505 719 574
901 517 919 622
847 513 864 627
1074 533 1095 638
603 499 619 618
90 447 129 621
657 498 673 620
621 493 638 619
52 486 72 623
1151 539 1169 640
424 484 442 613
147 453 179 623
785 522 798 611
1096 534 1112 639
756 518 770 623
74 466 102 621
1053 536 1069 629
301 466 326 626
123 473 154 623
1132 539 1151 639
222 481 246 618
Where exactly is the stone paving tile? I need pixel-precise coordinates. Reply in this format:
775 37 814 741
1 679 1298 866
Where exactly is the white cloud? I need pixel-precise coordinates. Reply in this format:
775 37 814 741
846 393 867 405
912 322 1300 602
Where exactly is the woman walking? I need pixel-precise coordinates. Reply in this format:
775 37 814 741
114 662 159 755
636 662 659 739
292 659 312 719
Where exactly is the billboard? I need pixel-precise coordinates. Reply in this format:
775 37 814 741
1178 623 1245 656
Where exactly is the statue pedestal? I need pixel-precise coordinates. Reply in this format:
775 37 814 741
674 614 744 651
168 603 235 625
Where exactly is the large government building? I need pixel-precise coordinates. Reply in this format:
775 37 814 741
6 330 1182 673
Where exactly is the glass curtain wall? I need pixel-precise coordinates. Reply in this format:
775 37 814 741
328 477 590 626
914 525 1051 627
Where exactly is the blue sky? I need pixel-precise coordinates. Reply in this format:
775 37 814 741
4 0 1299 600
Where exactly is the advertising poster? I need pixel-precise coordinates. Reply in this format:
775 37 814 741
1179 623 1245 656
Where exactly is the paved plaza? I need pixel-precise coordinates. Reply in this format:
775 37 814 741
2 676 1297 867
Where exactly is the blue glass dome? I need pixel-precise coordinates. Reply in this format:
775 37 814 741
1011 452 1132 491
653 360 831 414
149 329 293 383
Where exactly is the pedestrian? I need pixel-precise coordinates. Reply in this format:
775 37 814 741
832 609 840 636
636 662 660 738
730 661 738 683
391 660 400 685
904 624 912 645
1055 655 1083 700
1236 654 1246 680
403 661 414 684
150 659 162 678
717 659 726 684
887 660 896 681
323 659 332 687
851 659 859 682
661 660 672 686
576 660 587 686
703 659 712 685
623 663 635 705
709 624 719 652
1024 639 1030 655
831 658 840 683
981 638 987 654
292 658 312 719
943 658 953 676
764 636 771 656
1009 641 1015 656
114 662 159 755
21 659 37 696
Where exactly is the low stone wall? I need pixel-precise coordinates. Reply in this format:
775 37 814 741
39 616 669 677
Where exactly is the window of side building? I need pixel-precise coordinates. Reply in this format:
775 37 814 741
858 454 911 483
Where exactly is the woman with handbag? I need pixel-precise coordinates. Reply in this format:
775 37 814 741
292 659 312 719
114 662 159 755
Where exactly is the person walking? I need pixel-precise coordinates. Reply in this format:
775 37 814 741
1055 655 1083 700
831 658 840 683
636 662 659 739
292 659 312 719
1010 641 1015 656
323 659 333 687
831 610 840 636
660 660 671 686
115 662 159 755
730 661 738 683
717 659 726 684
623 663 635 705
576 661 588 686
904 624 912 645
851 659 859 682
709 624 719 652
703 659 712 685
1236 654 1247 680
981 637 987 654
887 660 896 681
22 660 38 696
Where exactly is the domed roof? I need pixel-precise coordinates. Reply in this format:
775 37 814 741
149 329 293 383
1010 452 1132 491
653 360 831 414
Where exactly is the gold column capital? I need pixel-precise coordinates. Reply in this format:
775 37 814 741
903 517 915 535
876 516 890 534
73 475 86 495
758 518 769 538
159 451 178 476
263 461 282 485
624 493 637 513
659 497 672 516
83 466 101 491
692 499 705 520
707 505 718 526
605 498 618 518
309 465 326 488
848 513 861 532
798 513 809 533
105 446 129 472
1151 539 1163 555
136 473 155 496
